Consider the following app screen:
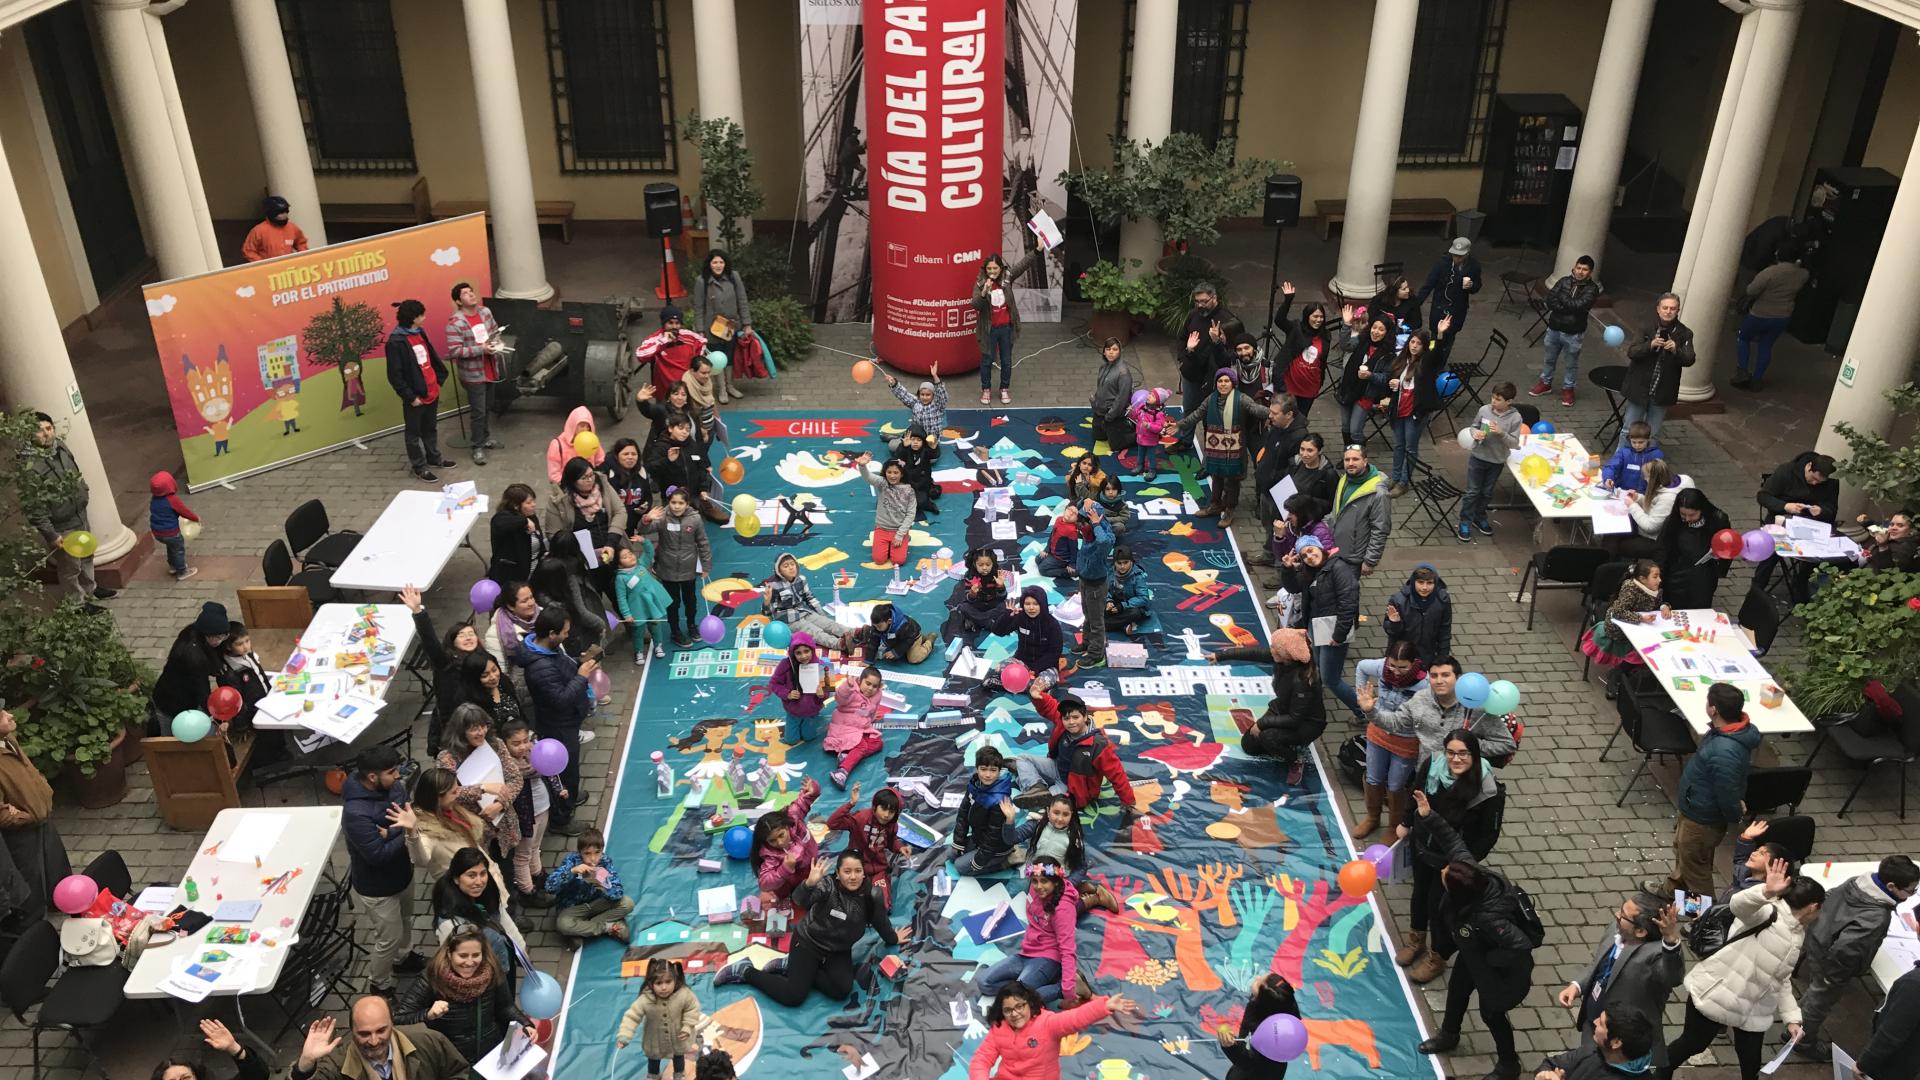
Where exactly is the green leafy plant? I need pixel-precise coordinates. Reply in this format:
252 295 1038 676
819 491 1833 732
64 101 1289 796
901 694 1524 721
1060 134 1278 251
301 298 386 391
1787 567 1920 716
0 409 153 778
684 113 766 254
731 240 795 301
749 295 815 368
1155 252 1229 335
1831 382 1920 511
1077 259 1161 316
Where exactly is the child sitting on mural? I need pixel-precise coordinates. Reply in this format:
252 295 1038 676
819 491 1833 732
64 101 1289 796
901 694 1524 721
951 746 1018 876
1013 689 1136 815
888 424 942 515
1103 546 1158 638
1034 503 1080 579
1065 454 1108 506
826 782 908 906
945 546 1010 641
855 452 918 567
969 984 1139 1080
750 776 822 905
857 601 931 665
616 958 698 1079
1013 795 1120 914
883 362 948 448
637 488 712 649
544 825 634 943
761 552 860 649
986 587 1064 694
768 631 830 744
1209 628 1327 786
977 857 1087 1006
824 666 886 788
1094 475 1131 536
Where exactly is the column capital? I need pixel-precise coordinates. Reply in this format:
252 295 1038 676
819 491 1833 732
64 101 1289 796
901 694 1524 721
90 0 156 12
1747 0 1804 11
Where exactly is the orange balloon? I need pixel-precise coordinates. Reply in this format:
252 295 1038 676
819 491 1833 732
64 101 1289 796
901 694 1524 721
718 457 745 484
852 360 875 384
1337 859 1378 897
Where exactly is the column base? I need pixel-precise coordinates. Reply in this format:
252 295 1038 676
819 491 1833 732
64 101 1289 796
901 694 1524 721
91 520 139 564
495 282 556 303
1675 382 1719 404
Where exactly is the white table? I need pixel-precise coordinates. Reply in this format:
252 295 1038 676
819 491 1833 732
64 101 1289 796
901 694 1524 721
329 489 489 591
1613 608 1814 735
125 807 344 999
1502 432 1604 521
251 604 416 734
1801 860 1919 994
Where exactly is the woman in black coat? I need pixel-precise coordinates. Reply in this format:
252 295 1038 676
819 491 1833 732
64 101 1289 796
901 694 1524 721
1415 809 1536 1080
402 586 484 753
488 483 547 587
1209 630 1325 775
1220 973 1299 1079
393 927 527 1064
1657 488 1733 610
1395 730 1505 986
151 602 231 733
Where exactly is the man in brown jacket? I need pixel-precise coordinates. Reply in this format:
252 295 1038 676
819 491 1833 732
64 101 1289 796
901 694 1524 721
0 705 67 926
291 997 470 1080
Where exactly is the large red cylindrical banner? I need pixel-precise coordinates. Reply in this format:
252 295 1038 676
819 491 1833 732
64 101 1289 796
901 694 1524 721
863 0 1004 375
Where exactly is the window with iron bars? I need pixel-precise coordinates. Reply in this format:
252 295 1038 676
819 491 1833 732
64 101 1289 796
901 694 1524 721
541 0 677 174
1117 0 1248 152
277 0 416 173
1399 0 1508 168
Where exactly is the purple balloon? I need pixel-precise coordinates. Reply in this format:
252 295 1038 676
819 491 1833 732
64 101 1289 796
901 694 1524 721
605 610 619 632
1250 1013 1308 1062
1130 388 1151 411
1741 528 1776 563
1363 842 1393 878
469 578 501 614
530 738 569 777
699 614 727 644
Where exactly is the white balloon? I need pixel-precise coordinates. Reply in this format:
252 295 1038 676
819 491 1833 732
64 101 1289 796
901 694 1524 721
1457 428 1477 451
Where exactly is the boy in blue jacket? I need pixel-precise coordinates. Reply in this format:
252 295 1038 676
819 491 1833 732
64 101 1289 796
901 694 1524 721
1073 501 1116 669
149 471 200 580
1601 422 1667 493
544 826 634 942
1104 545 1158 637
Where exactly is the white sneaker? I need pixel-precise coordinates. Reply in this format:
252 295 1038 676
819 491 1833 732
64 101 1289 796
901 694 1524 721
652 644 666 658
579 730 597 745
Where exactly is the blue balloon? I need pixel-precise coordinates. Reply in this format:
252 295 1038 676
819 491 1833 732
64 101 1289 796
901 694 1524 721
723 825 753 860
1456 672 1491 710
762 621 792 651
519 970 563 1019
172 710 212 743
1603 325 1627 348
1531 421 1556 435
1437 372 1462 396
707 348 729 371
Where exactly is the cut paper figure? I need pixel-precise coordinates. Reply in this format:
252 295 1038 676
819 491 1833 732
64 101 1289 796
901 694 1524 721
185 348 234 456
340 358 367 415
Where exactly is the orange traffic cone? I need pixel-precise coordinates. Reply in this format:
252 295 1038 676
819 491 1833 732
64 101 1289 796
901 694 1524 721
654 235 688 300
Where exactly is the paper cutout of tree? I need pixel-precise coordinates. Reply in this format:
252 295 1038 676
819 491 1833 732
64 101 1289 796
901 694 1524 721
301 298 386 392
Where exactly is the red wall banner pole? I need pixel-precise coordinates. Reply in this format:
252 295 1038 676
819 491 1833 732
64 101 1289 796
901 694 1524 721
863 0 1005 376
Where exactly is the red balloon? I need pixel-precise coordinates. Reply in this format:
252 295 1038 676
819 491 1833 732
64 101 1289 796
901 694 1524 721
1709 528 1743 561
207 686 244 722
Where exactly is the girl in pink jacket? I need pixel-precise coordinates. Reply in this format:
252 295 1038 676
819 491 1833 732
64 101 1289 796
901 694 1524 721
750 777 821 904
977 857 1082 1004
825 666 886 789
1129 389 1169 478
968 985 1137 1080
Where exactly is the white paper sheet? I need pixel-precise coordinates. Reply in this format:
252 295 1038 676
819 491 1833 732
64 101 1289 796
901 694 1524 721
456 740 505 818
798 663 822 695
1590 499 1633 536
1760 1033 1799 1074
1785 517 1832 541
1310 615 1338 647
574 529 599 569
217 814 288 864
697 885 738 917
135 886 179 912
299 693 383 743
1026 210 1064 251
1267 475 1298 515
990 520 1016 540
472 1028 546 1080
1831 1044 1858 1079
842 1051 881 1080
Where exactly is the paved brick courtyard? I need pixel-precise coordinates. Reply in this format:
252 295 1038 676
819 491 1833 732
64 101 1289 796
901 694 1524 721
15 235 1894 1080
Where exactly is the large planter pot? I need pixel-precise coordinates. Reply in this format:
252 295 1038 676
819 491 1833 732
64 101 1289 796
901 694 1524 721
1089 308 1137 345
67 728 131 809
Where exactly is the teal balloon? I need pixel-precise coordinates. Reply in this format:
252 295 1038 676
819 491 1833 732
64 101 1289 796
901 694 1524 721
762 621 792 650
172 709 213 743
707 349 729 371
1483 679 1521 716
519 970 563 1018
1603 325 1627 347
1455 673 1491 710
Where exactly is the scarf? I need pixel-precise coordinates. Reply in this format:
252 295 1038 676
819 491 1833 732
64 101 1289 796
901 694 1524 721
1381 660 1426 689
436 962 496 1003
969 772 1013 810
571 482 605 521
1334 466 1380 513
1607 576 1661 620
685 375 717 411
1201 387 1246 473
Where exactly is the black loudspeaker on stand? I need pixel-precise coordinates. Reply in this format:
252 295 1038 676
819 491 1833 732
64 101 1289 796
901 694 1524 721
643 182 684 304
1259 175 1303 359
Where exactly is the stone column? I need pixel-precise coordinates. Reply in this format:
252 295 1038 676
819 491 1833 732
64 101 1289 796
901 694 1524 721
1678 0 1802 402
690 0 750 242
145 11 222 270
230 0 327 246
1673 8 1759 302
90 0 210 282
0 126 136 562
460 0 553 301
1553 0 1656 275
1117 0 1177 273
1330 0 1420 299
1815 112 1920 507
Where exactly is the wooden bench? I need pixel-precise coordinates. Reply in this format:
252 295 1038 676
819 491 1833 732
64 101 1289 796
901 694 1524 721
144 730 256 831
320 176 430 231
424 177 577 244
1315 197 1458 241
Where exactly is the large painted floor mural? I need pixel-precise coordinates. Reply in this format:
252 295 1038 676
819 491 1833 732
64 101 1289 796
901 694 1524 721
551 409 1438 1079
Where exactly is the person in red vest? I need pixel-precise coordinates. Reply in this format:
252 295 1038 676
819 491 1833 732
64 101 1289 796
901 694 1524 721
241 196 308 263
634 305 707 396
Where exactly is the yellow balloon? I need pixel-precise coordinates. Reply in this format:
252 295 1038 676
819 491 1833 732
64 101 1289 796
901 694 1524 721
180 520 203 540
572 430 601 459
735 513 762 538
1520 455 1552 486
60 530 97 559
730 493 759 518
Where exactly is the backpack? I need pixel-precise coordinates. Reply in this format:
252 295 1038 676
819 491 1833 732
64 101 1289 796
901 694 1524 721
1508 880 1547 949
1688 902 1776 960
1336 734 1367 788
59 918 119 967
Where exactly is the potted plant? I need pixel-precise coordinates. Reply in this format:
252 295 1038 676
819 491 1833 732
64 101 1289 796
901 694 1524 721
1830 382 1920 511
0 409 153 806
684 112 767 256
1061 134 1278 263
1787 568 1920 717
1077 259 1161 343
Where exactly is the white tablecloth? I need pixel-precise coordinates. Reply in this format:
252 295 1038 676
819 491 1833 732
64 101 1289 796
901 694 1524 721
251 603 416 732
329 489 488 591
1504 432 1604 521
124 807 344 999
1613 608 1813 734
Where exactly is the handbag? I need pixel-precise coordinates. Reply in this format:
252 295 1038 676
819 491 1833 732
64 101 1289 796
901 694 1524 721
709 314 736 341
59 917 119 967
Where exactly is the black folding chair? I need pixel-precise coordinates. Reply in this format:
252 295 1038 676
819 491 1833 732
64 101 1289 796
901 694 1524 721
1758 814 1816 862
80 850 131 900
1589 365 1629 448
0 921 127 1078
1522 295 1550 346
1496 270 1536 315
1442 329 1509 419
1736 585 1784 657
1581 560 1632 677
265 873 364 1039
264 541 339 606
1608 692 1697 806
1743 768 1812 817
1518 544 1610 630
284 499 362 571
1806 688 1920 819
1405 458 1467 544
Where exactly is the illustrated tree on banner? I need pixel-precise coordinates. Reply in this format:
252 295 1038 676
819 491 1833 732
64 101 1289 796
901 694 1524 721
301 298 386 414
1269 871 1366 986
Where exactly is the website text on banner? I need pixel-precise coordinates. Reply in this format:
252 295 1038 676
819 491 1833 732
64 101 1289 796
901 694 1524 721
142 215 492 490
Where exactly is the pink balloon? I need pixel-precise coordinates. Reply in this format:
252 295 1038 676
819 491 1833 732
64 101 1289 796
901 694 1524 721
589 667 611 700
1000 660 1032 694
531 738 569 777
54 874 98 915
